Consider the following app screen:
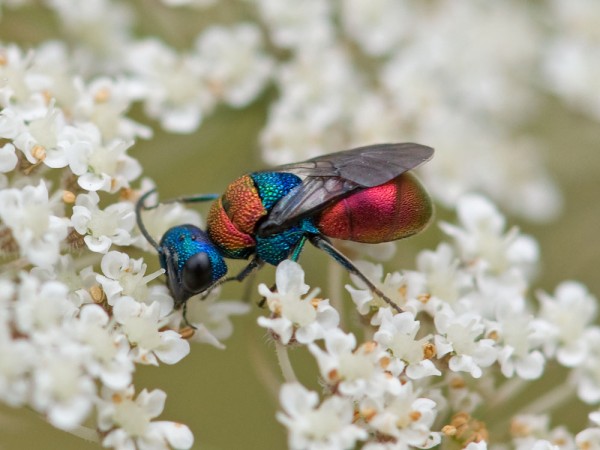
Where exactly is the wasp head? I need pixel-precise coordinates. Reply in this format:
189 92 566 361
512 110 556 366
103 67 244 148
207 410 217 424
158 224 227 307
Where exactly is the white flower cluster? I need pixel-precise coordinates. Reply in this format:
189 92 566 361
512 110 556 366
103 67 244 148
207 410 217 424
2 0 600 226
259 195 600 450
0 35 251 448
543 0 600 120
122 23 273 133
255 0 574 222
9 0 600 225
7 0 274 136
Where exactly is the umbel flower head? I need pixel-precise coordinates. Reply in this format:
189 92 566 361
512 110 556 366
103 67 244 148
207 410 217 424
262 195 600 449
0 1 599 449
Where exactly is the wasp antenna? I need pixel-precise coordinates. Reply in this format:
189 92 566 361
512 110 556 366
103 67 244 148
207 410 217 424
161 193 220 205
136 189 161 251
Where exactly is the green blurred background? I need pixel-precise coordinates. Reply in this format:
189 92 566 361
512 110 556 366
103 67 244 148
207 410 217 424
1 2 600 449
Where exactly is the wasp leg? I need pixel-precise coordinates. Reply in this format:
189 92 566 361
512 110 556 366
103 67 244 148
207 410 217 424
289 235 307 262
308 235 403 313
199 258 264 300
182 259 263 326
182 302 196 329
241 271 258 303
230 258 263 303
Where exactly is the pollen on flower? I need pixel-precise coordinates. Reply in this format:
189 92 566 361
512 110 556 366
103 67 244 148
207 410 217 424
361 341 377 353
94 87 111 103
510 417 532 437
179 327 196 340
449 377 466 389
487 330 499 341
119 187 135 201
327 368 339 382
90 284 106 304
423 342 436 359
380 356 391 369
417 293 431 303
112 393 124 404
452 412 469 428
407 411 421 422
360 407 377 422
42 90 52 103
398 284 407 298
554 436 568 446
442 425 457 436
62 190 76 204
31 145 46 162
449 412 489 445
310 297 322 308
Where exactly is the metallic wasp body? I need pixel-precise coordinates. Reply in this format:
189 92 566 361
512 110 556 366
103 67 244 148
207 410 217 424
136 143 434 313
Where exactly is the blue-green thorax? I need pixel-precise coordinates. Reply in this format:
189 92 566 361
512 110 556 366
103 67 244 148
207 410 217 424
251 171 319 265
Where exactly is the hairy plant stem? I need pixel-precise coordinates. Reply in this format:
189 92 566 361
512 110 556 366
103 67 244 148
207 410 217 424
275 341 298 383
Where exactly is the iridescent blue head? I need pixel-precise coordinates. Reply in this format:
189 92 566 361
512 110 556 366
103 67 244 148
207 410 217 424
158 225 227 307
135 190 227 308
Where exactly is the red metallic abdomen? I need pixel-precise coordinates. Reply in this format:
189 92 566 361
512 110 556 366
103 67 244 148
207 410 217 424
316 172 432 243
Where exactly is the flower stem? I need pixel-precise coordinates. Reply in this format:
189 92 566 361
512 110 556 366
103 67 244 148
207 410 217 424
66 425 100 443
247 330 281 401
328 258 346 329
518 381 576 416
487 377 528 409
490 380 576 439
275 341 298 383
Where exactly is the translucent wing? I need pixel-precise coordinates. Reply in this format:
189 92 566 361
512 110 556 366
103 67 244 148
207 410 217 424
257 142 434 235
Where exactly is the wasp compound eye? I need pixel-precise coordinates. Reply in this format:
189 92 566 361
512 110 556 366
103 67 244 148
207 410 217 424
182 252 213 294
